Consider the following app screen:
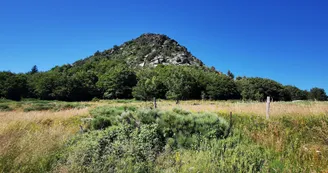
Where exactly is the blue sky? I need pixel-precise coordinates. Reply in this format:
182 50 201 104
0 0 327 92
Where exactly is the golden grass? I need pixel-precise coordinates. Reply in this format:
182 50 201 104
74 100 328 117
153 100 328 117
0 108 90 172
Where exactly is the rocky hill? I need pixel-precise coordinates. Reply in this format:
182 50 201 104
74 33 204 67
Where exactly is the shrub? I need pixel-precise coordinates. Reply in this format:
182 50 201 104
91 97 100 102
58 124 164 172
155 131 274 172
57 106 230 172
23 103 53 112
53 103 89 111
89 106 137 130
0 104 12 111
23 102 89 112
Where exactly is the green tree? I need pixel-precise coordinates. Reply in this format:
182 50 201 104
284 85 308 100
132 68 166 100
28 72 69 100
206 73 240 100
0 72 27 100
97 65 137 99
164 66 195 101
227 70 234 79
67 71 100 101
29 65 38 74
309 87 327 101
236 77 286 101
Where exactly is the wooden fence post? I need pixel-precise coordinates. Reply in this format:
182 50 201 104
266 96 270 119
153 97 157 109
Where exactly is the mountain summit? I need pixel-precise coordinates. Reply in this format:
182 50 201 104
75 33 204 67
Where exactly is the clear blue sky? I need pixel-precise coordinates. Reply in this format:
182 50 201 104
0 0 327 92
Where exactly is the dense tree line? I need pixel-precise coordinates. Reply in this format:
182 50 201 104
0 61 327 101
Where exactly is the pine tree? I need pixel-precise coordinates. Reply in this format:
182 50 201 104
30 65 38 74
227 70 234 79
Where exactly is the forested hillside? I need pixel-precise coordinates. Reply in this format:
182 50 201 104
0 33 327 101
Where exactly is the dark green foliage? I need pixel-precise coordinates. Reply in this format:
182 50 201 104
97 64 137 99
227 70 234 79
206 72 240 100
27 72 69 100
284 85 308 100
133 65 241 101
29 65 38 74
0 104 12 111
309 87 327 101
164 66 197 100
0 72 27 101
27 68 100 101
132 68 166 100
237 77 289 101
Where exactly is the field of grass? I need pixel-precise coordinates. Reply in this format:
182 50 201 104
0 99 327 172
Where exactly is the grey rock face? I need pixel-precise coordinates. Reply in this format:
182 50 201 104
79 33 204 67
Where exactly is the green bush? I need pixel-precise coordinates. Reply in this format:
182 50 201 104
89 106 228 147
91 97 100 102
23 102 90 112
23 103 53 112
154 131 274 172
90 106 137 130
0 98 13 103
0 104 12 111
57 106 230 172
53 103 89 111
58 124 163 173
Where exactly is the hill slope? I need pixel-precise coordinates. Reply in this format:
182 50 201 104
73 33 204 67
1 33 323 102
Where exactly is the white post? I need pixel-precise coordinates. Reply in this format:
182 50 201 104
266 96 270 119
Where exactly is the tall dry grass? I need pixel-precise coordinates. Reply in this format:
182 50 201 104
90 100 328 117
155 100 328 117
0 108 90 172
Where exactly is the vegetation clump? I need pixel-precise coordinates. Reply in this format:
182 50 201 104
56 106 231 172
0 103 12 111
22 102 90 112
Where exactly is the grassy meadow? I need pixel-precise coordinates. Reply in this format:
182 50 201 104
0 99 328 172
